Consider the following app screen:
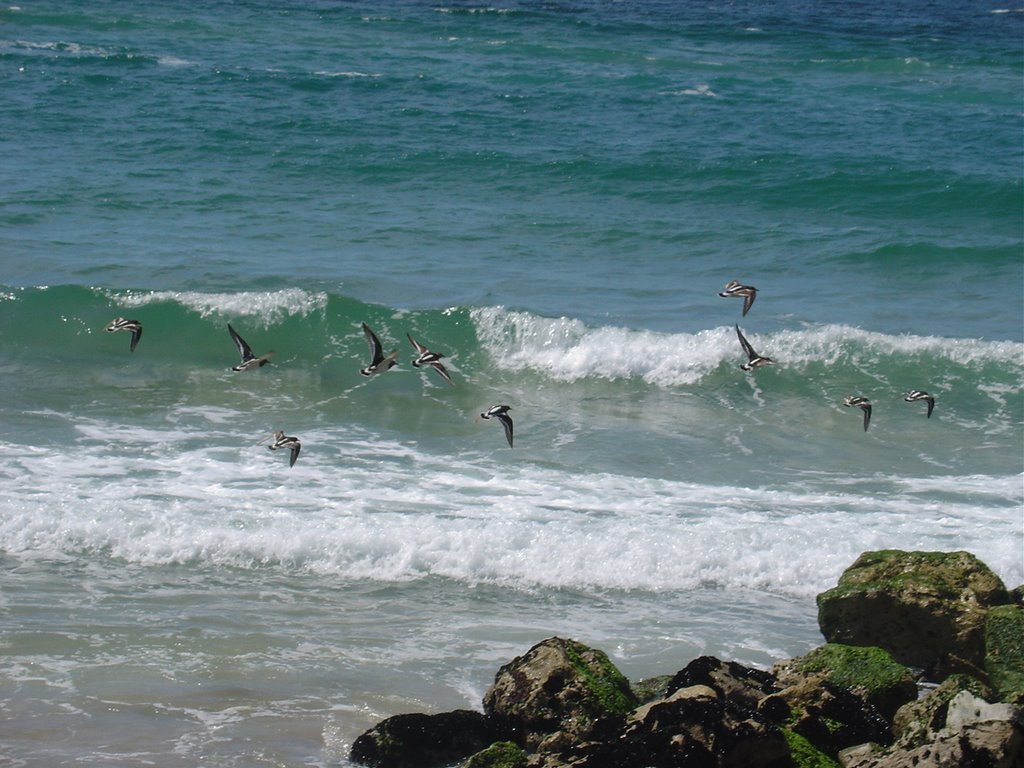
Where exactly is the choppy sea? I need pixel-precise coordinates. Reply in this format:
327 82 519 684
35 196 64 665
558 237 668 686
1 1 1022 765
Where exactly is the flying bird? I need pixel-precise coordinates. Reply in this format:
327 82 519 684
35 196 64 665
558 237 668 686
904 390 935 418
734 324 773 371
718 280 758 317
481 405 514 448
408 333 454 386
359 323 398 376
843 395 872 432
105 317 143 352
261 431 301 467
228 323 273 371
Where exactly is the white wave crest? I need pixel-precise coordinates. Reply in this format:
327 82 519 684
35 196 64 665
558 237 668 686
109 288 329 325
471 307 1024 386
471 307 732 386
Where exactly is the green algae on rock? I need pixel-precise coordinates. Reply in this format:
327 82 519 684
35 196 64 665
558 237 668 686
985 603 1024 703
461 741 527 768
781 728 841 768
792 644 916 720
483 637 637 752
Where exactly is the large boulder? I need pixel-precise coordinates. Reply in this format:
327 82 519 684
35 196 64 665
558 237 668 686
816 550 1009 677
349 709 502 768
482 637 637 752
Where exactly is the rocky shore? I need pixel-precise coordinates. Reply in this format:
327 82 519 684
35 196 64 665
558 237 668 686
350 550 1024 767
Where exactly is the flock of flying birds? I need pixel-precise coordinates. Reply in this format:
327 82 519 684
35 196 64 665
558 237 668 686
718 279 936 432
104 280 936 467
103 315 514 467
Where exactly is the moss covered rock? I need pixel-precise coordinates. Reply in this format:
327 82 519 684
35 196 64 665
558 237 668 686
985 603 1024 702
769 670 892 758
482 637 637 751
781 728 841 768
784 644 916 720
816 550 1009 677
461 741 527 768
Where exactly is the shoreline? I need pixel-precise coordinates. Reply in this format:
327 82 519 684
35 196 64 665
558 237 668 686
349 549 1024 768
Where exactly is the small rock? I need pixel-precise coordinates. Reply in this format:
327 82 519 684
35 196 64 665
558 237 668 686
461 741 528 768
666 656 779 713
890 673 993 750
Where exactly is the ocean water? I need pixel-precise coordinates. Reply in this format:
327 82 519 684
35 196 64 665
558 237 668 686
1 1 1022 765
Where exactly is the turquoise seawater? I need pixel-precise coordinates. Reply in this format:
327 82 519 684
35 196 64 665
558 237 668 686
1 2 1022 765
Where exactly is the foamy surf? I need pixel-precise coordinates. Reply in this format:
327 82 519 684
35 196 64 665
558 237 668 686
471 305 1024 388
2 418 1020 595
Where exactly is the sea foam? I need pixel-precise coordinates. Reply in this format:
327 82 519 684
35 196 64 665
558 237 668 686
471 306 1024 387
109 288 329 325
2 421 1020 596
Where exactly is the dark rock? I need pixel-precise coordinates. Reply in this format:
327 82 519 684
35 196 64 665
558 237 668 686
775 644 917 722
1010 585 1024 607
667 656 779 713
566 684 793 768
985 604 1024 703
773 671 892 756
349 709 501 768
816 550 1010 678
482 637 637 752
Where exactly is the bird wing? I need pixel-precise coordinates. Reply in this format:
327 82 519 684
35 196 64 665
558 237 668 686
228 324 254 362
430 361 454 386
129 325 142 352
735 324 756 360
289 443 300 467
862 405 872 431
362 323 384 365
742 291 756 316
407 333 427 357
496 413 514 447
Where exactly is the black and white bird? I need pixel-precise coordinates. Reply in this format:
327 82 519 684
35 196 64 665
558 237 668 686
904 390 935 418
735 324 773 371
843 395 872 432
105 317 143 352
228 323 273 371
718 280 758 317
481 405 514 448
407 333 454 386
262 431 301 467
359 323 398 377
